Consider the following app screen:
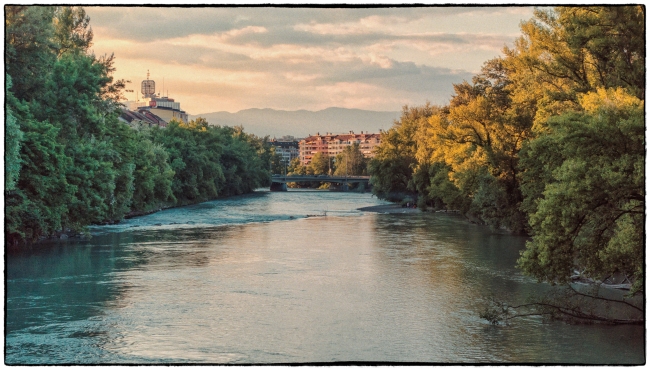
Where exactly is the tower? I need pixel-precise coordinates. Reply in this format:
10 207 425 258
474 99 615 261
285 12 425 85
141 70 156 99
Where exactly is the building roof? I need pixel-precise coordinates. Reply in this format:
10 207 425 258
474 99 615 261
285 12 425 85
300 131 381 144
119 108 167 127
270 140 299 149
138 109 167 126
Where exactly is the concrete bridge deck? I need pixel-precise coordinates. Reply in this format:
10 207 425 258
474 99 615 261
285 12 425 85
270 175 370 191
271 175 370 183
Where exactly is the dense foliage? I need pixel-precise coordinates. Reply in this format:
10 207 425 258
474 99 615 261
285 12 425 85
368 6 645 293
5 6 272 246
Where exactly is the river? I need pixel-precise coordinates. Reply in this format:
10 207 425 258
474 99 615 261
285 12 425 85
5 190 645 364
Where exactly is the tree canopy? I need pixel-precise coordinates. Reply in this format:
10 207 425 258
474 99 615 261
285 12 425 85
368 6 644 293
5 6 273 246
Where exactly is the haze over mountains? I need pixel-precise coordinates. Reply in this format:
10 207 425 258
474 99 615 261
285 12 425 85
191 107 401 138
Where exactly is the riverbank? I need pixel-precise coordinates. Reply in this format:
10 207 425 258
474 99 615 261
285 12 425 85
358 204 421 213
9 191 267 250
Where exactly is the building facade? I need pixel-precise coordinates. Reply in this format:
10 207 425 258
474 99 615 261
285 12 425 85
130 72 189 124
299 131 381 165
270 140 300 165
141 96 189 123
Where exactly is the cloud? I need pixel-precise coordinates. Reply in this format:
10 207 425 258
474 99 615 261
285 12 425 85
87 7 235 42
88 6 531 43
85 6 534 113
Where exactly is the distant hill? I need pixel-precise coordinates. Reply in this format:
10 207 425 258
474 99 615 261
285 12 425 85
190 107 401 138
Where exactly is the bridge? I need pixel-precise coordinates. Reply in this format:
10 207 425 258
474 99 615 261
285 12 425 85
270 175 371 192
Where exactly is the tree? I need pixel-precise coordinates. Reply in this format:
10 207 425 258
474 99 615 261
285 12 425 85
104 123 175 215
287 157 307 175
5 76 24 191
518 88 644 294
406 60 533 231
6 117 75 244
506 6 645 128
40 50 131 225
5 6 57 103
151 119 223 203
5 6 272 246
150 119 270 203
52 6 93 56
270 147 285 175
369 104 434 200
507 7 645 293
219 125 269 196
334 143 367 177
410 161 464 211
309 152 330 175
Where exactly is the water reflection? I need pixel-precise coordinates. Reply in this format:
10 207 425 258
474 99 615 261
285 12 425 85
6 224 245 363
6 192 645 364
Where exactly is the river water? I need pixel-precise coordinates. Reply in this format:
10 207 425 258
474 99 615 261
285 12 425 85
5 190 645 364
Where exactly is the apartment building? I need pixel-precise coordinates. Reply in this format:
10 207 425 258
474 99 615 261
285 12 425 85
299 131 382 165
270 139 300 165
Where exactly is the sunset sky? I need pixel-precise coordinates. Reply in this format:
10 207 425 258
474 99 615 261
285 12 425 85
85 6 536 115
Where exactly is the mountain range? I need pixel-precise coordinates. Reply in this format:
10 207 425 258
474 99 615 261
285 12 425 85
190 107 401 138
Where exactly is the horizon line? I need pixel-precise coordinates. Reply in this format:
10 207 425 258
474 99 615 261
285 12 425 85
188 106 403 116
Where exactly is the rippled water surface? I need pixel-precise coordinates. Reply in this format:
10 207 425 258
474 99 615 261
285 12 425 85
6 190 645 364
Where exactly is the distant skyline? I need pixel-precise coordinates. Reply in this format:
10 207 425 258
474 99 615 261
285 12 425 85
86 6 536 115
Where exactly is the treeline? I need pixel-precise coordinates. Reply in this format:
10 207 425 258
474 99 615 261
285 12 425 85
5 6 272 246
368 7 644 294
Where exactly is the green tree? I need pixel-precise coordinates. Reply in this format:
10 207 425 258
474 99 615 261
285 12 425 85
150 119 269 203
5 76 24 191
52 6 93 56
6 6 152 240
151 119 223 203
369 105 435 200
6 117 75 244
518 88 644 294
309 152 330 175
333 143 367 177
5 6 57 103
231 125 274 187
285 157 310 188
42 51 130 225
270 147 285 175
287 157 308 175
128 130 176 213
219 125 269 196
411 161 465 211
5 6 273 245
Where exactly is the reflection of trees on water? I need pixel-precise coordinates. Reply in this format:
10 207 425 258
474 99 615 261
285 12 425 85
6 226 239 335
370 212 530 293
369 213 637 362
482 284 643 326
